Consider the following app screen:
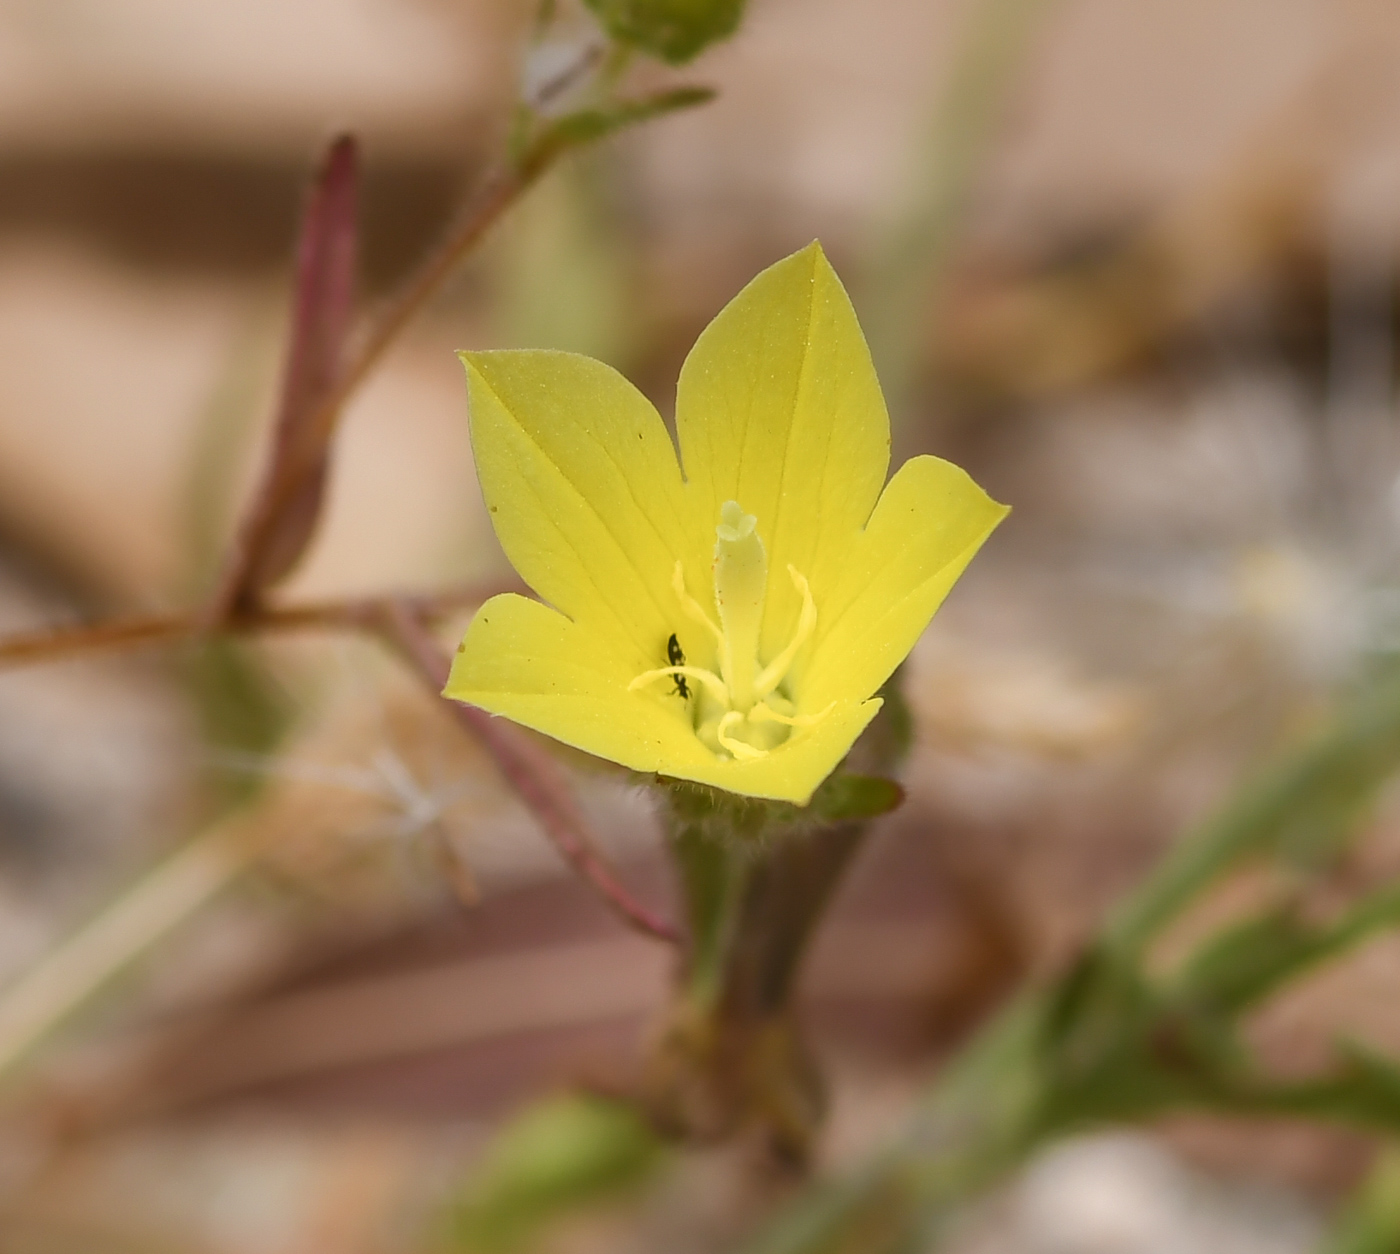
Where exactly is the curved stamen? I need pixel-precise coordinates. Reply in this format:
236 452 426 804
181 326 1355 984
629 665 730 704
716 710 767 761
672 562 724 646
749 699 836 728
650 519 823 764
754 565 817 700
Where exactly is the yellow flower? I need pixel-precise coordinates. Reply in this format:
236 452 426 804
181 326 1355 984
445 243 1007 804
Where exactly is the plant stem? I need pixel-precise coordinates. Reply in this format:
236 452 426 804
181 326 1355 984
742 998 1054 1254
208 156 546 619
378 600 680 944
0 53 716 1098
669 822 750 1007
0 582 513 672
644 786 887 1161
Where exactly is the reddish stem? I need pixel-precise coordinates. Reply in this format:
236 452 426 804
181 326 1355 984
0 583 513 671
380 599 680 945
211 162 539 622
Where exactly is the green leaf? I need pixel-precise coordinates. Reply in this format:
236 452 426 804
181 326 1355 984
1108 658 1400 956
1177 884 1400 1015
533 87 716 161
584 0 745 64
1176 907 1326 1015
448 1092 663 1252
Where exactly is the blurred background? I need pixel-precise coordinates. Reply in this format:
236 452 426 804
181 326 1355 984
4 0 1400 1249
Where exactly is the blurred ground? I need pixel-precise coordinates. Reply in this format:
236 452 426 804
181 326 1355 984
4 0 1400 1249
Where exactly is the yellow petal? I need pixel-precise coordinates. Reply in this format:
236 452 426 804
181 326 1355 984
447 593 882 805
446 591 701 763
462 350 704 668
674 243 891 667
802 455 1009 709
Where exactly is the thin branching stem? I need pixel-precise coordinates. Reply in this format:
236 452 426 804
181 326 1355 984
210 154 553 618
0 582 513 671
0 78 691 1090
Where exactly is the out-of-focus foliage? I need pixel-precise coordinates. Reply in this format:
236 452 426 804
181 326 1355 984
583 0 745 64
182 639 291 807
447 1092 665 1252
1325 1148 1400 1254
16 1 1400 1250
747 657 1400 1253
493 161 632 364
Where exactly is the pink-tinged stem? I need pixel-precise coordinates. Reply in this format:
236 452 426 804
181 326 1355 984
0 582 515 671
380 600 681 946
211 135 361 616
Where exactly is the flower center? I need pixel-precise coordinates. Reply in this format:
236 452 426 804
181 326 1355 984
628 501 832 761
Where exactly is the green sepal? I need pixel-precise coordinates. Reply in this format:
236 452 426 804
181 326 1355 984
659 770 903 846
808 774 905 823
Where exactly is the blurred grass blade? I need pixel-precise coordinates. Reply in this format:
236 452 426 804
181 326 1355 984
211 133 359 613
866 0 1058 403
1325 1147 1400 1254
0 818 258 1082
1176 883 1400 1014
1109 659 1400 957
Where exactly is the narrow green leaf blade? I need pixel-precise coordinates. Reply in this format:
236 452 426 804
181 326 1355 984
536 86 716 156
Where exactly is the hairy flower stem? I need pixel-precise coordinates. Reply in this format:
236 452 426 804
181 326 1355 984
639 682 912 1162
643 765 896 1163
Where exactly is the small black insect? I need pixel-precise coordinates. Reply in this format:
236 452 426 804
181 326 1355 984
666 633 690 699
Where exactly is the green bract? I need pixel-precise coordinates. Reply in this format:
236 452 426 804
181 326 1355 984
584 0 745 64
445 243 1007 804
